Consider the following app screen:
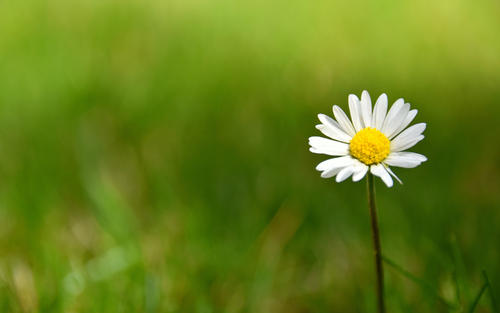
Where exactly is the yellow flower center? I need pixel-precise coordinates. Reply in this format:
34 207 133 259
349 127 390 165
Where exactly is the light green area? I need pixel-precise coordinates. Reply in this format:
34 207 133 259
0 0 499 311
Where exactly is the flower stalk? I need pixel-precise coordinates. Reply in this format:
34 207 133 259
367 172 385 313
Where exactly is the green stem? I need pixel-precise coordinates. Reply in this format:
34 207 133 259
482 270 499 313
469 282 488 313
367 173 385 313
382 255 456 308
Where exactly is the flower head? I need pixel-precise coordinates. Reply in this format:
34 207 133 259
308 91 427 187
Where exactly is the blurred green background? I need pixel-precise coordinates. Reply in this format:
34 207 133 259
0 0 499 312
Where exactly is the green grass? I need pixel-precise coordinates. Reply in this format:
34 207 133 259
0 0 499 312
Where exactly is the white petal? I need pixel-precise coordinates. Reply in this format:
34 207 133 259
384 152 427 168
316 114 352 142
390 123 426 151
336 166 356 182
372 93 388 130
309 136 349 156
360 90 373 128
315 155 354 171
392 123 426 142
389 109 418 140
352 163 369 181
348 94 364 132
315 125 349 143
332 105 356 137
318 156 357 178
321 166 344 178
383 103 410 138
370 164 393 187
391 135 424 152
380 99 404 134
384 165 403 184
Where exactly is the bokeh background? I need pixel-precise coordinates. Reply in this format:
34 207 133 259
0 0 499 312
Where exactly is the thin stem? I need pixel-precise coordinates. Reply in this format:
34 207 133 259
468 281 488 313
367 172 385 313
482 270 499 313
382 255 456 308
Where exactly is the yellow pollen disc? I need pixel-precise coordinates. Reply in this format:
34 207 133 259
349 127 390 165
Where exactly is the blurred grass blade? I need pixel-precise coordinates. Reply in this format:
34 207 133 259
451 234 470 305
84 172 137 241
468 281 488 313
452 267 461 308
382 255 456 308
482 270 499 313
78 124 138 242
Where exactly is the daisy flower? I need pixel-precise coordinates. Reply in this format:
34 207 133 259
308 91 427 187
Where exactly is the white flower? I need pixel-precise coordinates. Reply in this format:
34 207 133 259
308 91 427 187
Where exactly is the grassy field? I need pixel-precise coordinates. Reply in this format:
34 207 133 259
0 0 499 312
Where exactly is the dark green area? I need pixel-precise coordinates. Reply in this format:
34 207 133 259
0 0 499 312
